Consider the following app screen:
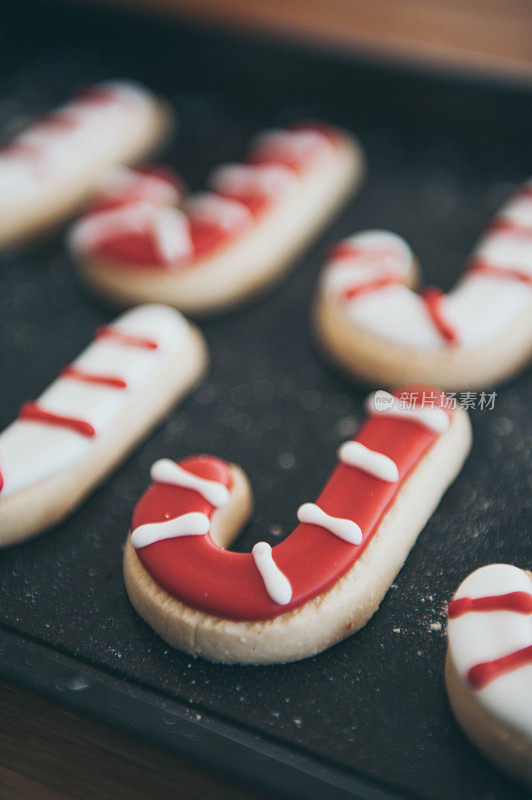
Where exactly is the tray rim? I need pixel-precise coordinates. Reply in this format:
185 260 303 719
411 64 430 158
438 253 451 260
0 626 416 800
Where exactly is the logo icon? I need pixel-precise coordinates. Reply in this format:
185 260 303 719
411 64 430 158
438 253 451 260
374 389 394 411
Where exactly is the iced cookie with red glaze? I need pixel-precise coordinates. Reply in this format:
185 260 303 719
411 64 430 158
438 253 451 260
0 304 207 546
0 80 172 249
123 387 471 664
313 181 532 390
70 122 364 315
446 564 532 785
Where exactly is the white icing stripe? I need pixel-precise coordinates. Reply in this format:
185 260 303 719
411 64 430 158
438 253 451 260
297 502 362 545
209 163 299 200
366 391 449 433
131 512 210 548
447 564 532 741
250 128 334 166
112 303 189 345
150 206 192 264
150 459 230 508
338 441 399 483
332 230 413 269
96 166 180 207
69 202 193 265
252 542 292 605
0 305 188 498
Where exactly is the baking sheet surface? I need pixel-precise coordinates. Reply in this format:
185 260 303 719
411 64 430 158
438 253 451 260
0 3 531 798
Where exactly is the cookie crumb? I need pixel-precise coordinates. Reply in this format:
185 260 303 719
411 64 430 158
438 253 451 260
336 415 357 437
278 453 296 469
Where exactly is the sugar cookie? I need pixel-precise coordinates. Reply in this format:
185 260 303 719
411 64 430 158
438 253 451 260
0 305 207 546
446 564 532 785
124 387 471 664
0 81 172 249
70 123 364 314
314 182 532 390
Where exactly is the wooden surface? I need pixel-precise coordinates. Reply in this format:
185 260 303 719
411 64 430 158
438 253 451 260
83 0 532 82
0 680 262 800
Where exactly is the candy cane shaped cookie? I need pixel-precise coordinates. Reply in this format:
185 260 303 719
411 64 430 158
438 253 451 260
70 123 364 314
0 81 172 249
314 182 532 390
0 305 207 546
446 565 532 785
123 387 471 664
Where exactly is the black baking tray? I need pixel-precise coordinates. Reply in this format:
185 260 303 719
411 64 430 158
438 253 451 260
0 3 531 798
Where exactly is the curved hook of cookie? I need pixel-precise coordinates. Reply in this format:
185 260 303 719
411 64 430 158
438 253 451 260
124 387 472 664
314 182 532 391
446 564 532 785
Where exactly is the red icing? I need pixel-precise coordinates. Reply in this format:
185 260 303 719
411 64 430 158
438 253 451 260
18 402 95 438
420 287 459 344
448 592 532 618
134 455 233 528
468 645 532 690
328 242 403 264
91 198 250 266
0 82 128 168
73 85 118 106
343 276 402 301
90 214 235 266
0 141 42 161
331 182 531 345
60 365 127 389
92 232 162 265
214 164 299 218
134 165 180 184
216 189 271 218
95 326 158 350
467 257 532 285
87 166 182 215
33 113 78 133
0 82 128 175
288 121 339 143
5 319 161 471
188 217 235 260
132 387 452 622
248 125 335 173
489 218 532 237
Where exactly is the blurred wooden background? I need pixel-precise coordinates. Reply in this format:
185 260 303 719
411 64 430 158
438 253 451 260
87 0 532 81
0 680 262 800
